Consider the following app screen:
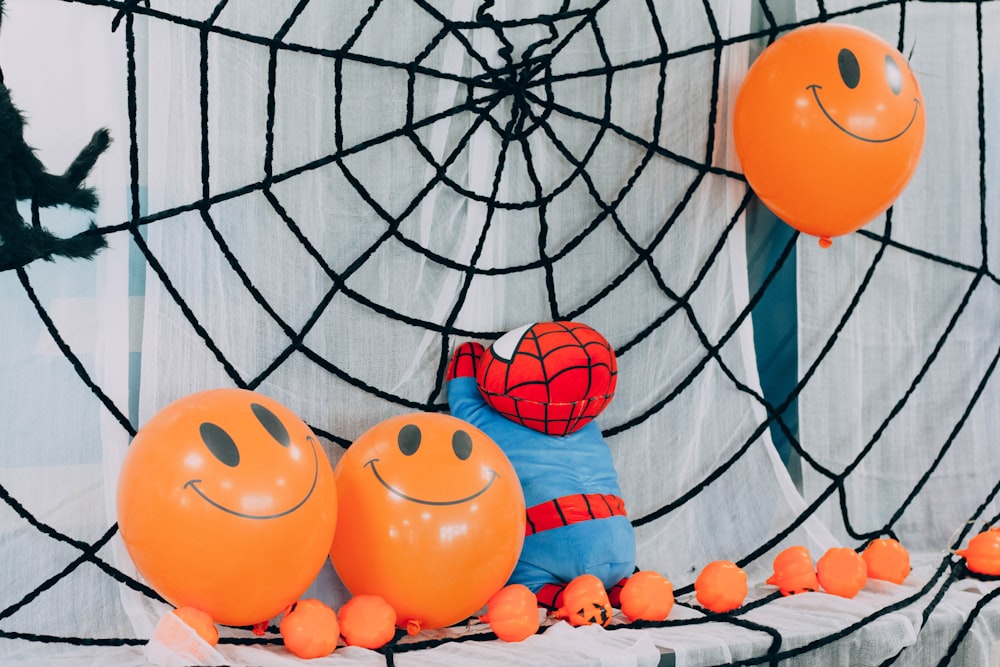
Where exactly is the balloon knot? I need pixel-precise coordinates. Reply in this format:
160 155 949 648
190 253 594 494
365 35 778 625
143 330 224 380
818 236 833 249
405 618 421 636
252 620 268 636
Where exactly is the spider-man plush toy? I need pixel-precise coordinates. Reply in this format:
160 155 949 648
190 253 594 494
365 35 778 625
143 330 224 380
448 321 663 624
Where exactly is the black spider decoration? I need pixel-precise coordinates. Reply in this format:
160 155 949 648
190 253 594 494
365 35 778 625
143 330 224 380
0 0 111 272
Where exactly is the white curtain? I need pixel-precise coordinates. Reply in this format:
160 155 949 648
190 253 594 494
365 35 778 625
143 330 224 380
0 0 146 664
0 1 996 666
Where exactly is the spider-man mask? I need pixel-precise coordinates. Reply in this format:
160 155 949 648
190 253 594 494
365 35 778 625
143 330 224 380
476 321 617 436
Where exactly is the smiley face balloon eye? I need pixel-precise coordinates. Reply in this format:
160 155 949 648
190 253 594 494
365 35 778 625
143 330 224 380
200 422 240 467
885 55 902 94
251 402 291 447
452 430 473 460
398 423 421 456
838 48 860 88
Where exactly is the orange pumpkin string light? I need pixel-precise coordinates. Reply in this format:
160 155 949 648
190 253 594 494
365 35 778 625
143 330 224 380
338 595 397 650
766 545 819 596
171 606 218 647
957 527 1000 576
862 537 911 584
479 584 540 642
817 547 868 598
619 571 674 622
279 599 340 660
694 561 747 613
554 574 613 627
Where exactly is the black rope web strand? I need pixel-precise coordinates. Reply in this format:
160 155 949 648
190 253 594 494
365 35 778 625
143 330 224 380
0 0 995 662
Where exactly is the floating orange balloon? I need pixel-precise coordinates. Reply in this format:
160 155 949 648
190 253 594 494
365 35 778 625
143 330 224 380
338 595 397 649
862 538 911 584
734 23 925 247
117 389 338 627
695 561 748 613
555 574 613 627
817 547 868 598
330 413 525 634
957 527 1000 576
172 607 218 647
619 571 674 622
280 599 340 659
479 584 540 642
766 546 819 596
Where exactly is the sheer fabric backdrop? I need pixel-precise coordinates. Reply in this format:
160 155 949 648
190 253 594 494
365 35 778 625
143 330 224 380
0 1 995 665
0 2 136 664
134 1 839 662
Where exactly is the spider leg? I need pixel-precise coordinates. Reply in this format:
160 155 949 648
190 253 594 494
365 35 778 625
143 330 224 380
12 128 111 210
0 221 106 272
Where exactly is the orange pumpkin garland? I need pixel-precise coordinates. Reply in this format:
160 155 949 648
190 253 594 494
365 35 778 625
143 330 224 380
171 606 218 647
280 599 340 660
554 574 613 627
619 571 675 622
862 538 911 584
766 545 819 596
479 584 540 642
957 527 1000 576
695 560 748 613
817 547 868 598
338 595 397 649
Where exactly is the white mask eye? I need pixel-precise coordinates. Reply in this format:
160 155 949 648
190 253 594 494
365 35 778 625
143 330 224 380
489 323 533 362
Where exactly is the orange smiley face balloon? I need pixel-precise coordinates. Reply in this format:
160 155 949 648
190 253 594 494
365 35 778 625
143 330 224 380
330 412 525 634
117 388 337 627
734 23 925 246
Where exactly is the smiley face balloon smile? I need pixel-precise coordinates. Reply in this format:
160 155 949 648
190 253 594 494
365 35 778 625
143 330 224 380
734 23 926 245
807 86 919 144
361 421 500 505
181 438 319 519
365 458 498 505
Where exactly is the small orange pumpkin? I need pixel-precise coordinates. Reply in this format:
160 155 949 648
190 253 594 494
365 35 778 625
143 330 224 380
171 606 218 646
862 538 911 584
554 574 612 627
766 545 819 596
817 547 868 598
694 561 747 613
280 599 340 659
479 584 540 642
619 571 674 622
957 527 1000 576
338 595 397 649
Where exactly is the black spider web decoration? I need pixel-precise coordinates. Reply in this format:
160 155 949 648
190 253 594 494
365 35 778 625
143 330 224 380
0 0 997 664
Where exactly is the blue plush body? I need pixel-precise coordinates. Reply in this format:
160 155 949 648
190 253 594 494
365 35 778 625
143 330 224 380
447 375 636 592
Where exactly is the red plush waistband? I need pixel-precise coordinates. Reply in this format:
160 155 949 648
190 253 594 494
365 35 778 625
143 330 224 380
525 493 627 536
